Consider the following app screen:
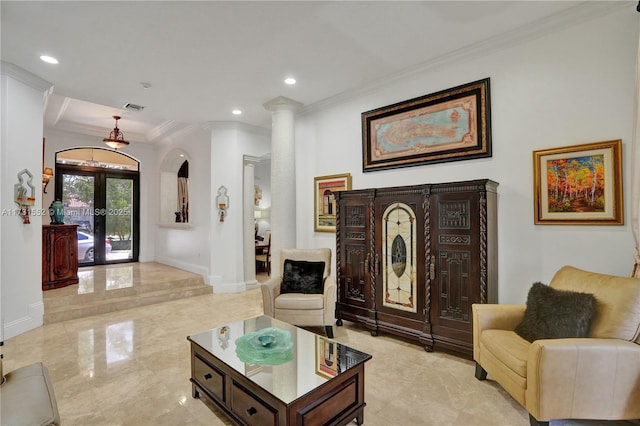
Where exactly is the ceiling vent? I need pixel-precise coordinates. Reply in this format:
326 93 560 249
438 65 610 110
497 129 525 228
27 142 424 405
123 103 145 112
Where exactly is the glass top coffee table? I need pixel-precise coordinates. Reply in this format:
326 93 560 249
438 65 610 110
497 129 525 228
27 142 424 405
187 315 372 426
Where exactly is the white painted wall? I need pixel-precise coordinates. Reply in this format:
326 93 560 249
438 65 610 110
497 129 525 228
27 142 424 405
1 64 52 339
209 123 270 292
154 126 211 278
295 6 639 304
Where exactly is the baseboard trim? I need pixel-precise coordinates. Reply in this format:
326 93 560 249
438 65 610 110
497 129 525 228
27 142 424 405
210 275 246 294
4 301 44 340
154 256 210 285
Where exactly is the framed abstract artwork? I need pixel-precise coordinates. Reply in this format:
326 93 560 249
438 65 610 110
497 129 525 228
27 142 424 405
362 78 492 171
314 173 352 232
533 139 623 225
315 335 338 379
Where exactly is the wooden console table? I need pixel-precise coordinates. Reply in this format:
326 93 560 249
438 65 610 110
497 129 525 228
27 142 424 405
42 224 79 290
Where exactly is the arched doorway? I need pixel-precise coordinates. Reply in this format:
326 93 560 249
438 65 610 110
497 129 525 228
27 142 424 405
54 147 140 265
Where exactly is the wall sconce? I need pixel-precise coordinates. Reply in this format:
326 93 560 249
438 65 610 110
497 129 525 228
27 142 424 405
216 185 229 222
42 167 53 194
15 169 36 224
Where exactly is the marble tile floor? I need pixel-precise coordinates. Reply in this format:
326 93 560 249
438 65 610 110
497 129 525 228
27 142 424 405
4 272 640 425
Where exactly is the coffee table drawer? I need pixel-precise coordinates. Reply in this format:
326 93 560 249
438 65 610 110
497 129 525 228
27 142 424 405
193 355 224 402
231 381 277 426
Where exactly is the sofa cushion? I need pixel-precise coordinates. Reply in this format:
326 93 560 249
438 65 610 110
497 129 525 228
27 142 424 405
515 282 597 343
481 329 530 378
275 293 324 310
1 362 60 426
281 260 325 294
550 266 640 342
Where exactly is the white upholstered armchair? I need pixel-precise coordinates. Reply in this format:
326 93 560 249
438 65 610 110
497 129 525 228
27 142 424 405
260 248 336 338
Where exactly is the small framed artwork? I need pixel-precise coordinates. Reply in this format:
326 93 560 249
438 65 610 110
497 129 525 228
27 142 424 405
314 173 352 232
362 78 491 172
533 139 623 225
315 335 338 379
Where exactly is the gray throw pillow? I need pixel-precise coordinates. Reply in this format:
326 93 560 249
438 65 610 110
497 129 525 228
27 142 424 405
281 260 325 294
514 282 597 343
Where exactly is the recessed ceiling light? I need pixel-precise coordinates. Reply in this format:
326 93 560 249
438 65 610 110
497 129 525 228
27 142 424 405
40 55 59 64
284 77 296 85
232 109 242 115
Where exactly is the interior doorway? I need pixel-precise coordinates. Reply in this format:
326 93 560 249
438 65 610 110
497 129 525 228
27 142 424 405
54 148 140 265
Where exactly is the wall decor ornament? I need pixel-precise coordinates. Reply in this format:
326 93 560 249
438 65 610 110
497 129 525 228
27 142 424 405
533 139 623 225
216 185 229 222
362 78 492 171
14 169 36 224
314 173 352 232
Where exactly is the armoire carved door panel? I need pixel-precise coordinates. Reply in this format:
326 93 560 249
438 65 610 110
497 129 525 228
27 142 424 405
428 180 498 355
335 189 376 331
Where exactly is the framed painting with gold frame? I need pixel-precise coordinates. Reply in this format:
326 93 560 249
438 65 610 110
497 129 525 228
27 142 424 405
314 173 352 232
362 78 491 171
315 335 338 379
533 139 623 225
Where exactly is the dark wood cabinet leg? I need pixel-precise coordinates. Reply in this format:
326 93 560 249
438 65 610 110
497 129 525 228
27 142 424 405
529 414 549 426
325 326 334 338
475 362 488 380
336 318 343 326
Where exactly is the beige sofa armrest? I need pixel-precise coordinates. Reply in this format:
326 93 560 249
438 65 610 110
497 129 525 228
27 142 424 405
323 276 337 326
526 338 640 422
260 276 282 317
473 304 525 361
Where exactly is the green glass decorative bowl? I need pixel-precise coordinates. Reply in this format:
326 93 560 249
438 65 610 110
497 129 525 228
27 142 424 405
235 327 294 365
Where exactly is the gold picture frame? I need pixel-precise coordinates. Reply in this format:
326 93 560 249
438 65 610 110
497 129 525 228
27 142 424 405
362 78 491 171
315 335 338 379
314 173 352 232
533 139 623 225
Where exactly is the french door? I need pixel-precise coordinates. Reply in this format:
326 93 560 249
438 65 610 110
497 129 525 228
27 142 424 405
55 165 139 265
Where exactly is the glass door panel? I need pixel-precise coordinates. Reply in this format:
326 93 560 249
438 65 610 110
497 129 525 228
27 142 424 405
106 177 134 261
61 173 96 265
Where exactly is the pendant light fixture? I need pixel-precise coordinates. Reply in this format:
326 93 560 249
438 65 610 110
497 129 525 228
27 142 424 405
103 115 130 149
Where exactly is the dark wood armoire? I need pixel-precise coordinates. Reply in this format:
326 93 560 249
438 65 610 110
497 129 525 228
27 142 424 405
335 179 498 357
42 224 79 290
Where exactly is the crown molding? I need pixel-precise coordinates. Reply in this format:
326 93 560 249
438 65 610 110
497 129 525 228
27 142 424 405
50 120 148 143
1 61 53 92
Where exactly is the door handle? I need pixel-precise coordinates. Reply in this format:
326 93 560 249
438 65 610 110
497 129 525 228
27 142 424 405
246 407 257 416
203 373 212 380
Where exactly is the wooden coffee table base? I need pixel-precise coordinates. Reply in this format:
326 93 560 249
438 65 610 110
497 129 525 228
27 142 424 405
190 343 367 426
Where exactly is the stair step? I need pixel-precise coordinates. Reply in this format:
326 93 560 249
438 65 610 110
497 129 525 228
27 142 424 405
42 262 211 324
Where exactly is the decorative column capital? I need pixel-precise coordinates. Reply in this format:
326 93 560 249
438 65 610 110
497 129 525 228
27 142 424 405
263 96 304 113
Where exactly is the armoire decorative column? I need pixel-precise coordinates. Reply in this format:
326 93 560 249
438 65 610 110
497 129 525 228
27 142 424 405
263 96 303 277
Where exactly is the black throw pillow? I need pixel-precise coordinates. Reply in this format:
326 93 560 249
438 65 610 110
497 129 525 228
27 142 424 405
514 282 597 343
280 260 325 294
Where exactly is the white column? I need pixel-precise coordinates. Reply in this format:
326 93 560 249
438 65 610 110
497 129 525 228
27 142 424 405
243 158 258 288
263 96 303 277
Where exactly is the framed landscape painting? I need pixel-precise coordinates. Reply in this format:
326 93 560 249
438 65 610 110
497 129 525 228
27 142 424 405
533 139 623 225
314 173 351 232
362 78 491 172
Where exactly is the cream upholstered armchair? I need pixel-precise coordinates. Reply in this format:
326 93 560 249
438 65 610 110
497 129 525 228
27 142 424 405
473 266 640 426
260 248 336 338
